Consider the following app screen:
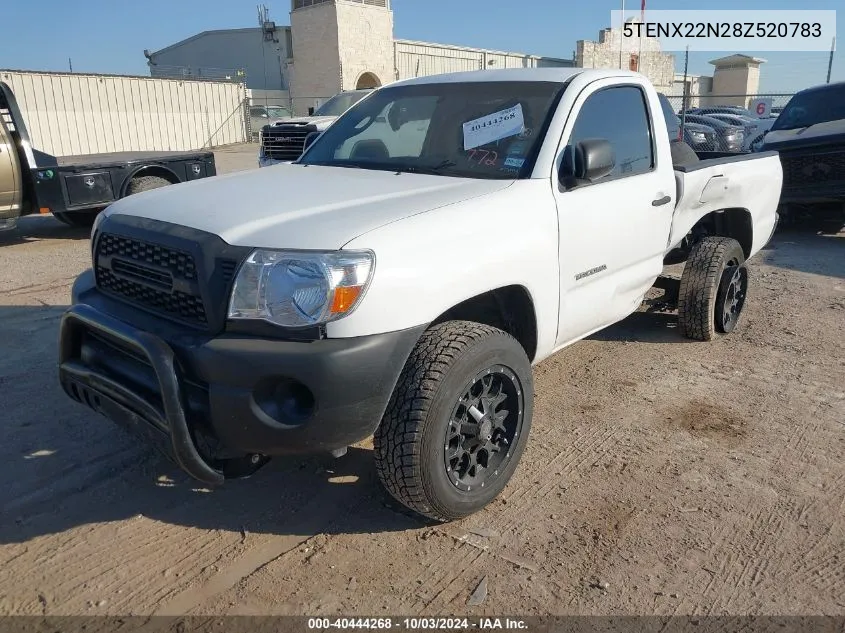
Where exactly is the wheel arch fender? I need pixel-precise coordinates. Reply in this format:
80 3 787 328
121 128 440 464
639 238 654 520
120 165 181 197
328 182 561 356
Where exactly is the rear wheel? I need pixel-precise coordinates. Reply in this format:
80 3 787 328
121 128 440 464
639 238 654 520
126 175 172 195
374 321 533 522
678 236 748 341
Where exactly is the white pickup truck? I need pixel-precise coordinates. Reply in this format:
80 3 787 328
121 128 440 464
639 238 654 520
59 68 782 522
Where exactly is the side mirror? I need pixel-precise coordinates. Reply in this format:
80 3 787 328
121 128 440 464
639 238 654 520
303 131 321 152
560 138 615 188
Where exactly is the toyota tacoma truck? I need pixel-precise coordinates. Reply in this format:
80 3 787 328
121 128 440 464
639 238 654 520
0 82 216 231
58 68 782 522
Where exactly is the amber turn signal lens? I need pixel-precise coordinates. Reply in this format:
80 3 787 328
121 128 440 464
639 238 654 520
39 207 51 214
330 286 363 314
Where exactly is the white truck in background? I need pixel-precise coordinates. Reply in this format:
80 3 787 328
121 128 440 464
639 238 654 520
59 68 782 523
258 89 371 167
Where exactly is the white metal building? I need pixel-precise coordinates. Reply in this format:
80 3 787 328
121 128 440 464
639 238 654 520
145 0 574 115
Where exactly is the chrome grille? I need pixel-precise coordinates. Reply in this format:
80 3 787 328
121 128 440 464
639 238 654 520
261 126 313 161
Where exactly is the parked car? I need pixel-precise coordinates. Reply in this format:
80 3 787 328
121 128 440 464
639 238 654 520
58 68 782 522
0 82 217 231
258 89 372 166
759 80 845 229
658 93 719 152
705 113 775 152
249 104 293 140
685 105 753 117
682 114 745 152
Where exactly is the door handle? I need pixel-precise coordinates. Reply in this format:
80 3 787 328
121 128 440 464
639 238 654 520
652 195 671 207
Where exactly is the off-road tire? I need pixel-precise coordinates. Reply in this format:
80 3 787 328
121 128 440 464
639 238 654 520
374 321 533 522
126 175 172 196
678 236 747 341
53 211 98 228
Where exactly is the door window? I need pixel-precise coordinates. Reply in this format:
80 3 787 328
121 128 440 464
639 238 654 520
564 86 655 181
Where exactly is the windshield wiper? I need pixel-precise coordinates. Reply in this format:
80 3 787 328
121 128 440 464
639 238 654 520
392 160 457 176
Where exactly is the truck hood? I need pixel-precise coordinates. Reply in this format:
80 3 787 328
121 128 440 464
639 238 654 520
267 115 337 131
105 163 513 249
760 119 845 152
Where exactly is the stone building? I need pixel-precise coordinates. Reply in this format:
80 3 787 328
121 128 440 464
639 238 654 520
576 21 767 108
145 0 574 116
576 19 676 91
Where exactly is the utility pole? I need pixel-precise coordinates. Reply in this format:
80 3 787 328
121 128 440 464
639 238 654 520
680 45 689 140
68 58 73 72
827 36 836 83
619 0 625 70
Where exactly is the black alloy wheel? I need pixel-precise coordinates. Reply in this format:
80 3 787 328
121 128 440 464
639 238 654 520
445 365 524 493
715 260 748 334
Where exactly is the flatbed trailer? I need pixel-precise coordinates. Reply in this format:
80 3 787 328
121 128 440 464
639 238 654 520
1 81 216 230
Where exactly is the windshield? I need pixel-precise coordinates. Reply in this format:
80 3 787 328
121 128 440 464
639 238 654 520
266 106 291 118
314 91 369 117
772 85 845 130
299 81 565 179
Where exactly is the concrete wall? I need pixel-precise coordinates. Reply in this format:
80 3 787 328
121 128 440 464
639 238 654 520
288 2 342 116
148 28 291 91
336 0 396 90
1 70 246 156
395 40 572 80
666 74 714 108
712 65 761 107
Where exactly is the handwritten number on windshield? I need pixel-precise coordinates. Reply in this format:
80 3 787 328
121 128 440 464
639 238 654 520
467 149 499 166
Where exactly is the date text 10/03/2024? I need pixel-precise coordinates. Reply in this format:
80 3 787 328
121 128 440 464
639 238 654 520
307 618 528 630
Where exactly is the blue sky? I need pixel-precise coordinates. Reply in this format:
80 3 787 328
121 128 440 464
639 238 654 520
3 0 842 93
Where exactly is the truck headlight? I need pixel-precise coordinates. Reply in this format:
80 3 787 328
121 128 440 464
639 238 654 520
227 249 375 327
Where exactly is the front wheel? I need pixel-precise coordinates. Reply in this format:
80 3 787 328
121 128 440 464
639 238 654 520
374 321 533 522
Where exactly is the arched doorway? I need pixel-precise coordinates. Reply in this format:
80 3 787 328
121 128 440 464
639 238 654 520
356 72 382 90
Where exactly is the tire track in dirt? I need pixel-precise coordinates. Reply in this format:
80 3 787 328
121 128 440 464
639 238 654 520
153 471 371 616
492 423 620 533
397 543 485 612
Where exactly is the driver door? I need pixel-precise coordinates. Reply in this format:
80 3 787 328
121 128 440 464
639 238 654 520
551 79 677 346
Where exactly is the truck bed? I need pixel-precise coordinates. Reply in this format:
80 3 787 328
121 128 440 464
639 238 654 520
670 150 783 257
56 149 213 169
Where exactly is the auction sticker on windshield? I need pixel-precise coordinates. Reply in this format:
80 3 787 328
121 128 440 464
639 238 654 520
463 104 525 150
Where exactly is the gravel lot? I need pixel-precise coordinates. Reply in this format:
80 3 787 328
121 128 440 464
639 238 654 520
1 142 843 616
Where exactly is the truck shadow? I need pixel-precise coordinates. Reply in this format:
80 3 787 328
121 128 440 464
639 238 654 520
761 225 845 280
0 305 427 547
0 215 91 245
588 310 683 345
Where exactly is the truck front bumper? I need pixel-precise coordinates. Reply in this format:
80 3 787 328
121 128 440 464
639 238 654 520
59 270 424 486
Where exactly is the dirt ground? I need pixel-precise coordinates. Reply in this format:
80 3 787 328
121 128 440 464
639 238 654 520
0 143 843 617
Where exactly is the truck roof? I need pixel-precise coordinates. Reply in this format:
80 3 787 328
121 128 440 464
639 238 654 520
388 67 644 87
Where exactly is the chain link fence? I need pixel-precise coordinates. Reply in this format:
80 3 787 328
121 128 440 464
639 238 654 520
663 93 794 154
